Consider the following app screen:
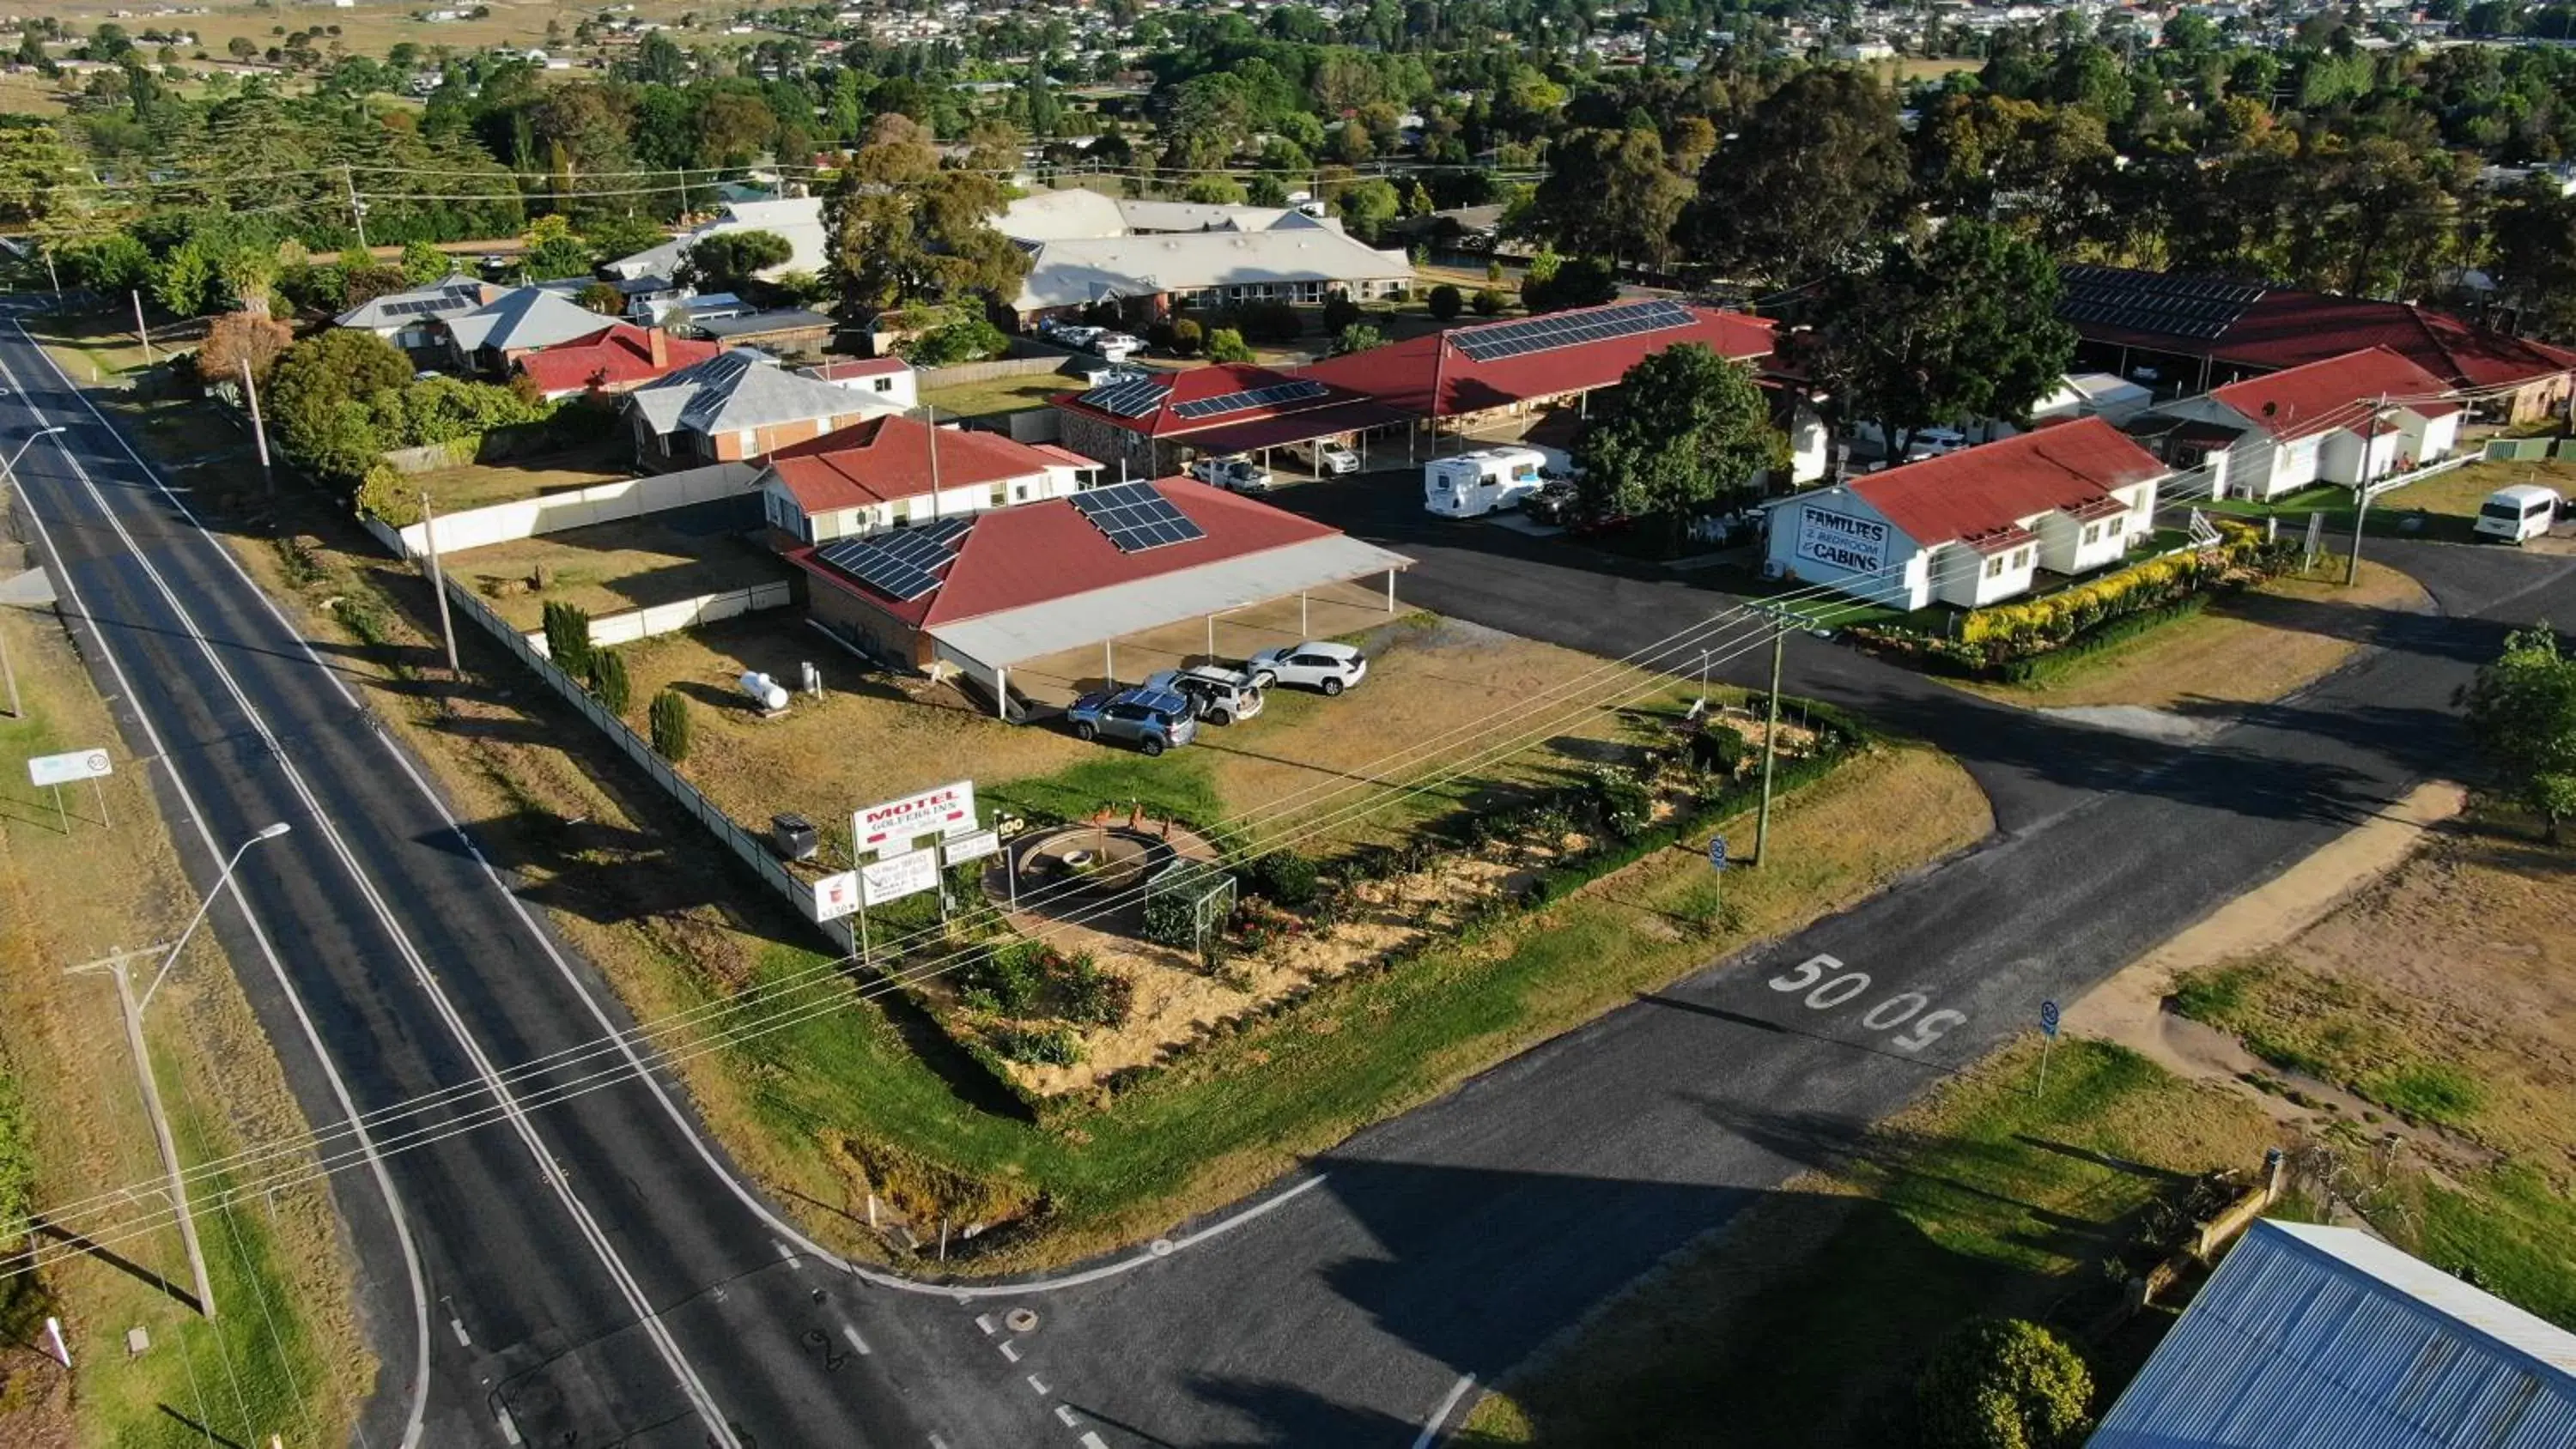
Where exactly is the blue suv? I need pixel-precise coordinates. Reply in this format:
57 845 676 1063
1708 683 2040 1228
1065 686 1198 755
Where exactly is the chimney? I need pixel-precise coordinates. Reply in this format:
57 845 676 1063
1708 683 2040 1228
647 327 668 369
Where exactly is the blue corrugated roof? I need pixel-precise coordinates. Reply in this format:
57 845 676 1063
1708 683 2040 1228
2091 1220 2576 1449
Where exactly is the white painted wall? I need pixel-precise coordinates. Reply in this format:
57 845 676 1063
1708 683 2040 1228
398 459 761 558
1933 541 2038 608
1763 492 1932 610
771 462 1090 543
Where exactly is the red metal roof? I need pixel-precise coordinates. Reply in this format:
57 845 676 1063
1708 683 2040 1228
766 415 1069 512
2064 268 2576 391
1844 418 2167 549
1160 397 1414 455
1049 361 1379 440
1298 303 1777 419
2208 347 2458 442
790 477 1343 625
514 324 718 395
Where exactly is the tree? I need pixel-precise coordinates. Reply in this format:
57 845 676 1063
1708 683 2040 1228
902 314 1008 366
1810 220 2077 458
1522 256 1619 313
1168 317 1204 355
1692 69 1911 283
1329 323 1388 355
520 215 592 282
1427 283 1463 321
650 688 692 762
264 329 412 480
542 600 594 678
196 310 292 388
2465 624 2576 841
1914 1319 2094 1449
590 648 630 715
1533 125 1692 264
824 120 1028 316
677 228 792 291
577 280 624 314
1206 326 1255 362
227 35 256 60
1472 287 1506 316
1182 173 1249 205
1329 177 1402 241
1574 343 1784 550
400 239 452 284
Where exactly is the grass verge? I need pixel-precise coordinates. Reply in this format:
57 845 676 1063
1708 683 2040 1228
1459 1039 2282 1448
0 576 368 1448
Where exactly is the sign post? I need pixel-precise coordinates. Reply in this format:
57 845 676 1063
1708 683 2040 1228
28 749 112 834
1706 834 1727 912
2037 998 2061 1097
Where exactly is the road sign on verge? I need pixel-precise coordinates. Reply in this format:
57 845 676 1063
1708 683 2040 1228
853 780 975 858
941 829 1001 867
28 748 111 787
811 870 860 922
1706 834 1728 872
2040 998 2060 1038
860 847 939 906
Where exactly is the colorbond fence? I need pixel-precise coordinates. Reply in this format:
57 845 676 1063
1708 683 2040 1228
524 580 797 654
390 459 763 559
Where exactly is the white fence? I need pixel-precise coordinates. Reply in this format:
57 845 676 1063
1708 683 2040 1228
526 580 795 654
392 459 763 559
441 573 858 956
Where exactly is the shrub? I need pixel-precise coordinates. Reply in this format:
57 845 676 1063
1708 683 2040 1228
355 464 420 526
1321 290 1361 335
541 600 593 678
1244 849 1321 906
1689 724 1747 777
589 648 630 715
649 688 691 762
1426 283 1463 320
1472 287 1507 316
1589 764 1654 840
1206 326 1255 363
960 942 1043 1013
1058 955 1133 1027
993 1024 1084 1066
1169 317 1203 355
1915 1319 2094 1449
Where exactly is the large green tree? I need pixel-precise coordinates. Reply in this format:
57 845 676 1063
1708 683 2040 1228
2465 624 2576 842
1915 1319 2094 1449
1533 124 1692 264
1810 219 2077 458
678 228 793 291
1574 343 1786 549
1692 68 1911 284
823 118 1026 315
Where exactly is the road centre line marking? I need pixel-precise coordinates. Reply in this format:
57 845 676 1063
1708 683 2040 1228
840 1324 870 1355
1054 1404 1077 1427
1413 1373 1477 1449
975 1314 995 1336
1080 1433 1109 1449
999 1340 1019 1362
1027 1373 1049 1395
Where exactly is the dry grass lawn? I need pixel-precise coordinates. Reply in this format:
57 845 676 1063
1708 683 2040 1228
1958 559 2427 711
453 518 795 631
416 446 631 513
0 562 368 1448
2385 457 2576 518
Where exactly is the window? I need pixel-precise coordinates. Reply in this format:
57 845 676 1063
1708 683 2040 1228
2082 523 2101 544
2012 548 2030 568
1984 555 2005 579
2107 516 2124 537
987 484 1006 508
872 377 893 393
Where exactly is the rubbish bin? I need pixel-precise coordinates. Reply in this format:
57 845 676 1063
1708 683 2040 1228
771 812 818 861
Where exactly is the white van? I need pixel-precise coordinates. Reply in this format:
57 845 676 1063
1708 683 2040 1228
2475 483 2561 544
1425 446 1549 518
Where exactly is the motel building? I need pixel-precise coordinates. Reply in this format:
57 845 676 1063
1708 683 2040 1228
1761 419 2170 612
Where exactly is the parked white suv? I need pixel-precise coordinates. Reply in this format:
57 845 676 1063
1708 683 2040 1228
1295 439 1360 475
1191 455 1276 494
1245 641 1368 696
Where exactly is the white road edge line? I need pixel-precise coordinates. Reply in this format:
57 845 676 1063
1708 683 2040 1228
1026 1373 1048 1396
998 1339 1019 1362
0 335 435 1449
839 1324 869 1355
975 1314 994 1336
10 322 1339 1302
494 1407 521 1446
1079 1433 1109 1449
5 331 741 1447
1412 1373 1477 1449
1054 1404 1076 1427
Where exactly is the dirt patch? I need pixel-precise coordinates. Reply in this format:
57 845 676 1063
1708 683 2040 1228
450 517 795 632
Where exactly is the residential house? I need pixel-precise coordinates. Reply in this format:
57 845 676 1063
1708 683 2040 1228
683 308 836 361
513 324 720 401
2142 347 2464 501
334 276 495 354
1007 225 1413 329
1051 362 1411 479
600 197 829 287
802 356 920 410
440 286 620 377
626 349 901 469
1761 419 2168 612
756 414 1097 544
2090 1220 2576 1449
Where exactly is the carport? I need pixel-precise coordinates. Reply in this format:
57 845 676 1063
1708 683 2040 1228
930 534 1412 715
1166 398 1413 477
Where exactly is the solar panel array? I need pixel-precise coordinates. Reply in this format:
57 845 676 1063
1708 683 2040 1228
1078 378 1172 418
1449 299 1698 363
1171 379 1329 421
1071 482 1206 553
2057 266 2266 342
813 517 972 602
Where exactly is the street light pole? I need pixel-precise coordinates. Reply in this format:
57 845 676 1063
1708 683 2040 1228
86 821 291 1321
0 426 71 718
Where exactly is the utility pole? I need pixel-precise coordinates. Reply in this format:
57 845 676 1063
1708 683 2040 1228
2345 391 2389 587
1756 614 1785 866
343 162 368 251
239 358 272 493
131 290 153 367
419 493 459 674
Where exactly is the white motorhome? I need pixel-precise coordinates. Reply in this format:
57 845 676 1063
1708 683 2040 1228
1425 446 1548 518
2475 483 2562 544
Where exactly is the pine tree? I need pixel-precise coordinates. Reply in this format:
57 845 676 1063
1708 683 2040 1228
649 688 691 762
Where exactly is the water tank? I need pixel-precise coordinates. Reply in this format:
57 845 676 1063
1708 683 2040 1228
738 670 789 712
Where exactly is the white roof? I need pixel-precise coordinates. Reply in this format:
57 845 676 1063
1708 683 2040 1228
994 188 1130 242
2092 1220 2576 1449
994 191 1352 246
443 286 611 355
2489 482 2561 504
605 197 829 282
629 349 891 436
1013 230 1411 313
1115 198 1296 233
931 534 1410 670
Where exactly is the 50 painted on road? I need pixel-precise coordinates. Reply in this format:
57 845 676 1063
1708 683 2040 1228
1766 954 1965 1052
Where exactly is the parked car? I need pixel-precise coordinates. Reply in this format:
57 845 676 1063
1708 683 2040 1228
1293 439 1361 475
1903 427 1971 461
1245 641 1368 696
1191 455 1276 494
1524 479 1582 526
1091 330 1144 363
1064 686 1198 755
1143 666 1265 725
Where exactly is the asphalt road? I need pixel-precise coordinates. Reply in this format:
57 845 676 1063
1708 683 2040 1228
12 356 2568 1449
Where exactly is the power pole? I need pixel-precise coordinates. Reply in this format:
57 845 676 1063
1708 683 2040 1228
2345 391 2389 587
1756 615 1785 866
67 946 216 1319
131 290 153 366
239 358 272 494
419 493 459 674
343 162 368 251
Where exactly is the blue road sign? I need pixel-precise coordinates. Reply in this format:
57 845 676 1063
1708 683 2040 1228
1707 835 1728 871
2040 999 2061 1038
